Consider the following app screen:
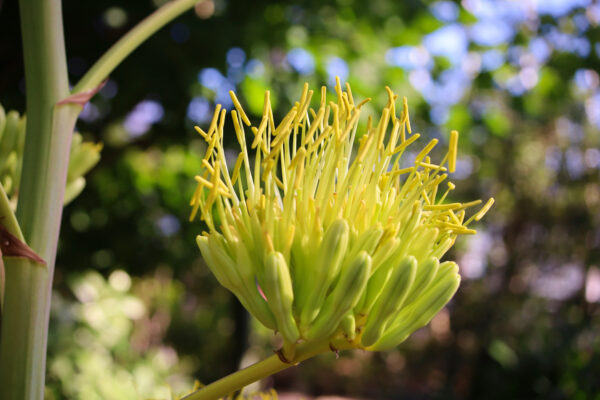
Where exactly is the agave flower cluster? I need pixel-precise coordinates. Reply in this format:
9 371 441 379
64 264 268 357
191 80 493 355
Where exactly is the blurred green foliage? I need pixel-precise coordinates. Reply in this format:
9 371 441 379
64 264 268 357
0 104 102 208
46 270 193 400
2 0 600 399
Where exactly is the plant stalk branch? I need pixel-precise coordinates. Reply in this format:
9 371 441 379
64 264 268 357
182 341 331 400
72 0 203 94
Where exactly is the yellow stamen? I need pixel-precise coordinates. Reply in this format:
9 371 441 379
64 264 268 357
403 97 412 133
345 82 354 105
231 153 244 185
419 162 447 171
207 104 221 136
473 198 495 221
356 98 371 109
392 133 421 155
415 139 438 163
194 126 209 140
449 130 459 173
229 91 251 126
385 86 396 123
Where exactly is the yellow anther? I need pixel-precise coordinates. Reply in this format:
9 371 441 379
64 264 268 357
194 174 228 192
299 82 309 109
342 92 352 119
320 85 327 108
449 130 459 173
335 76 344 112
203 133 219 162
231 110 245 147
207 104 221 136
423 203 463 210
385 86 396 123
205 162 221 209
274 176 285 190
402 96 412 133
448 210 462 225
473 198 495 221
356 97 371 109
339 111 360 143
415 139 439 162
251 127 263 149
392 133 421 154
201 159 215 174
345 82 354 105
389 167 414 176
459 199 483 209
356 133 374 163
331 102 340 140
218 107 226 135
377 108 390 149
289 147 306 170
387 119 401 154
263 90 271 118
273 107 297 138
302 107 325 146
422 189 431 205
229 90 251 126
419 162 447 171
189 200 201 222
294 89 313 129
194 126 209 140
231 153 244 185
307 126 332 154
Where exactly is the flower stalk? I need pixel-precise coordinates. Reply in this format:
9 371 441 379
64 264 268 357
0 1 205 398
0 0 72 398
181 340 336 400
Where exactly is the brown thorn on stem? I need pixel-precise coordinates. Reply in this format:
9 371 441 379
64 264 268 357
57 79 108 107
0 224 46 265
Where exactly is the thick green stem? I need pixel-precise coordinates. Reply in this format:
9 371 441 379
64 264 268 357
182 342 330 400
0 0 74 398
0 1 204 398
72 0 203 94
